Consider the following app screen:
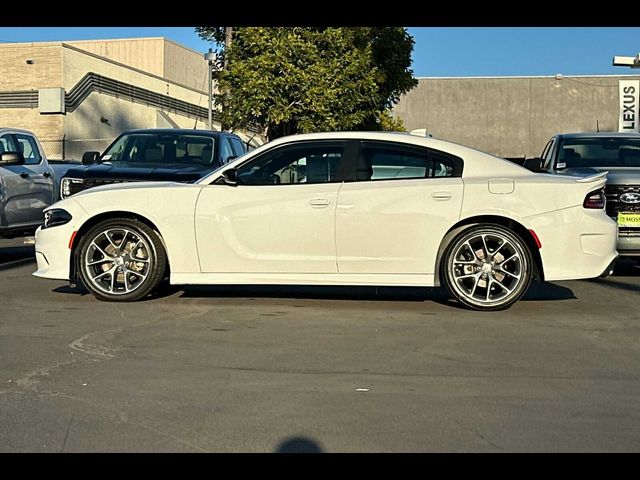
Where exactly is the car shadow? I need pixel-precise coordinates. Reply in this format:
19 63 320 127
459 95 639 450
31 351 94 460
611 258 640 277
170 280 576 305
53 279 577 305
0 245 35 271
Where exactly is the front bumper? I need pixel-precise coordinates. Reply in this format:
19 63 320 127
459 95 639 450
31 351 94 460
32 225 73 281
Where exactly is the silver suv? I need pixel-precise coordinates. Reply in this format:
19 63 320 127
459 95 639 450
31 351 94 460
0 128 55 238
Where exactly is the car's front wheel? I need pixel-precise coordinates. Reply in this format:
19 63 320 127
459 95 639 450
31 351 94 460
78 218 167 301
441 225 533 311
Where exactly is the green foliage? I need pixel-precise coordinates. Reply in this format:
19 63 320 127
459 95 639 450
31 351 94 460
378 110 406 132
196 27 417 140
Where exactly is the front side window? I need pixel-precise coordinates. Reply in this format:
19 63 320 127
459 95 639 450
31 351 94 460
102 133 216 166
14 134 42 165
220 138 236 164
356 142 462 181
0 135 15 154
230 137 247 157
557 137 640 168
236 142 345 185
541 139 555 169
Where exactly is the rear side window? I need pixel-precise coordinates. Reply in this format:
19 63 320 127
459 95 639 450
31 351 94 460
14 134 42 165
355 141 463 181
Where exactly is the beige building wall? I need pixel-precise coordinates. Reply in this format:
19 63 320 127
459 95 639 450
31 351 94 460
0 43 63 91
0 38 264 159
394 75 640 158
163 39 210 93
66 38 165 78
67 37 210 93
0 43 65 147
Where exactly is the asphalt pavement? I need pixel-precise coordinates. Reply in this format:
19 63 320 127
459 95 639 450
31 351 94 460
1 237 639 452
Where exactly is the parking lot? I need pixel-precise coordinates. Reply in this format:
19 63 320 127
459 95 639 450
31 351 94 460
1 236 640 452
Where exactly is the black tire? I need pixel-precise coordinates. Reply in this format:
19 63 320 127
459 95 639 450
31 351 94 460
77 217 167 302
440 224 533 311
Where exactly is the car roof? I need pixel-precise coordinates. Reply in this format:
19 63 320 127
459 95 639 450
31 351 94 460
556 131 640 139
122 128 235 137
0 127 36 135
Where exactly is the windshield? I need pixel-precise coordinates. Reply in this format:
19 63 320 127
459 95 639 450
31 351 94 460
102 133 216 166
558 137 640 168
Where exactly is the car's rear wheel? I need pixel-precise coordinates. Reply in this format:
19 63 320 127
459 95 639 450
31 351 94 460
441 225 533 311
78 218 167 301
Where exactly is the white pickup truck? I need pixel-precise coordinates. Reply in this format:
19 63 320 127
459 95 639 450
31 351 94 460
0 128 57 238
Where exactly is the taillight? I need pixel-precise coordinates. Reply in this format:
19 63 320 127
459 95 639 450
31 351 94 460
583 188 606 209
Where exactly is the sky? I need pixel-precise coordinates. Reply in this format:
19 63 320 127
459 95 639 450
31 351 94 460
0 26 639 77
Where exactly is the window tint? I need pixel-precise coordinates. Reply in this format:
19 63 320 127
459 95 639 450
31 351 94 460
230 137 247 157
541 139 554 168
542 140 552 158
14 134 42 165
356 142 462 181
220 138 236 164
102 133 216 166
237 143 344 185
0 135 15 154
558 137 640 168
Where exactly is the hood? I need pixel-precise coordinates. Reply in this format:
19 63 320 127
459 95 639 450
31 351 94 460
63 162 215 182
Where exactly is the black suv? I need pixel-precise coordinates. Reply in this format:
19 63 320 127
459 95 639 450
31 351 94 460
60 129 248 198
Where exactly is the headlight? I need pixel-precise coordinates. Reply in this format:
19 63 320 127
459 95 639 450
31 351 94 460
61 177 83 198
43 209 72 229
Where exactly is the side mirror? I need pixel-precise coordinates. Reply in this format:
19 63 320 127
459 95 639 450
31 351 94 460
225 155 238 163
0 152 25 166
523 157 545 172
221 168 238 186
82 151 101 165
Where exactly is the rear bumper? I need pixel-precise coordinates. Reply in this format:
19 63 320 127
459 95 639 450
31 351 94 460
527 206 618 281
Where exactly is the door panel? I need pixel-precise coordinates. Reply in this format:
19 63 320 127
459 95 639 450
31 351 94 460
195 183 341 273
13 134 54 225
336 178 463 274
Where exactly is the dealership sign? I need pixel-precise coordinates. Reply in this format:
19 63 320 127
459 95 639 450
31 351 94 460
619 80 640 133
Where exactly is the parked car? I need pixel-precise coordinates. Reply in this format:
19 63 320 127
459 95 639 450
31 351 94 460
59 128 248 199
522 132 640 257
33 132 617 310
0 128 55 238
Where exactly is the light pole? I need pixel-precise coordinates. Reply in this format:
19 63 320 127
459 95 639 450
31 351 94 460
204 49 217 131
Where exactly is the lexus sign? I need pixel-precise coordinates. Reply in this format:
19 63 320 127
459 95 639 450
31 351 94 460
619 79 640 133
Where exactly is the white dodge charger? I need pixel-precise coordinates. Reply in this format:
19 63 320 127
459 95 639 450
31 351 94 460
33 132 618 310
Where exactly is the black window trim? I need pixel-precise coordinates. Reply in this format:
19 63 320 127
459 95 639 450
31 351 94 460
211 139 359 186
4 132 44 166
342 140 464 183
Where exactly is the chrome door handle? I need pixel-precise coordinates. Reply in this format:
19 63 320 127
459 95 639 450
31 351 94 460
309 198 330 208
431 191 452 200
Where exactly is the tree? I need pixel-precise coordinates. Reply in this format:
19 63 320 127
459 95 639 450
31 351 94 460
196 27 417 140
